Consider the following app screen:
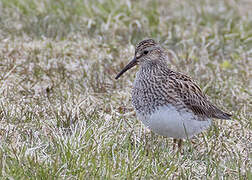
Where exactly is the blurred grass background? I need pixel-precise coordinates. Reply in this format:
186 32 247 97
0 0 251 179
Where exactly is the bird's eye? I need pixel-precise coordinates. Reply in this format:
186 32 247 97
143 50 149 55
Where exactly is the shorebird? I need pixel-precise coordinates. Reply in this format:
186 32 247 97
115 39 231 149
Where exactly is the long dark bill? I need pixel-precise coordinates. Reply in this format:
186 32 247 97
115 57 137 79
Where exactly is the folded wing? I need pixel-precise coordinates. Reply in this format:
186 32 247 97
168 71 232 120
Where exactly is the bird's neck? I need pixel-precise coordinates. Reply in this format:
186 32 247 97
139 60 171 76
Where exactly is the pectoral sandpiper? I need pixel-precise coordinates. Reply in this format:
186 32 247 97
115 39 231 149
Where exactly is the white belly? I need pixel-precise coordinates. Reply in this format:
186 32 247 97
136 105 211 139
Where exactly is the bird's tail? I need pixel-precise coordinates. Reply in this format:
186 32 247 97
212 106 232 120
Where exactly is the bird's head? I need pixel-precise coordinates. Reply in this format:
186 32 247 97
115 39 163 79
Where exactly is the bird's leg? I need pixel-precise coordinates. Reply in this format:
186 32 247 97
178 139 183 151
173 139 177 150
144 128 151 156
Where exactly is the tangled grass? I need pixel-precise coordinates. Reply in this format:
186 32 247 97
0 0 251 179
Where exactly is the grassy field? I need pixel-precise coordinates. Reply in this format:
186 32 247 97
0 0 251 179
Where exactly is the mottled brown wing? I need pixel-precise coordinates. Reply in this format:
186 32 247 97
169 71 231 119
